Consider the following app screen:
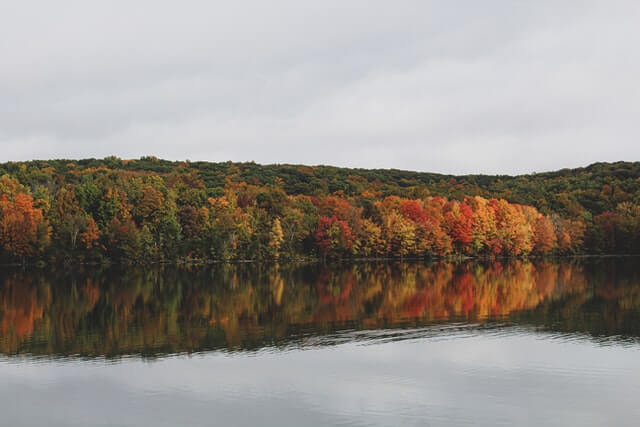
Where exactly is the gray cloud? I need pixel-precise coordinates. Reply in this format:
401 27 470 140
1 0 639 174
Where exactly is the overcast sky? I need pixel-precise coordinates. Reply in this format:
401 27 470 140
1 1 639 174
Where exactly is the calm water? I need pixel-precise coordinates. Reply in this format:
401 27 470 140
1 259 640 426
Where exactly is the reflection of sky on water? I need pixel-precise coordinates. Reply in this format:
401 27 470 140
1 334 639 427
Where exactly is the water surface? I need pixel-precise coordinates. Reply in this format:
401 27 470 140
1 259 639 426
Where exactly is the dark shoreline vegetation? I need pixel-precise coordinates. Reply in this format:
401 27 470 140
0 157 639 265
2 254 637 269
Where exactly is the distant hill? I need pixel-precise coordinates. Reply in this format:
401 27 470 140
2 157 639 217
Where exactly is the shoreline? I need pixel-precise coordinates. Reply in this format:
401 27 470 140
2 253 639 268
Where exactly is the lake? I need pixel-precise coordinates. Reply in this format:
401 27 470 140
1 258 639 426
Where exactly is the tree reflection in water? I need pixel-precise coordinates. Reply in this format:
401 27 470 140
1 258 639 358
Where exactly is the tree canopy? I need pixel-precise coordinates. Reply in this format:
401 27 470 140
0 158 638 263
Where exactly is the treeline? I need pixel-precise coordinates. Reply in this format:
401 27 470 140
0 158 639 263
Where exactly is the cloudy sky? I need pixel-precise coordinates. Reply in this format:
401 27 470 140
1 1 639 174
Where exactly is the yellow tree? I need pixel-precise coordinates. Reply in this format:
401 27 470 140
268 218 284 259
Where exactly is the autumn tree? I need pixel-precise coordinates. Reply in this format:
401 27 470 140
533 215 557 254
380 210 416 258
268 218 284 259
314 216 354 259
443 200 474 254
80 217 100 250
0 193 50 260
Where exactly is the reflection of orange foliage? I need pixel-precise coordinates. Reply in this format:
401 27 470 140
81 279 101 308
454 272 475 314
313 270 357 322
372 262 588 322
0 261 616 356
310 262 587 325
0 274 46 340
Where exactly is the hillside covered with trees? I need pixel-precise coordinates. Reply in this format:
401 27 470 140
0 157 638 264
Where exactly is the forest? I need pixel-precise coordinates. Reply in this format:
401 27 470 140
0 157 639 264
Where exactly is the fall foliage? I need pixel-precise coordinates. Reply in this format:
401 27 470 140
0 158 638 263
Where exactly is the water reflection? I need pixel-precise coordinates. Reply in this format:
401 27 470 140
1 258 639 358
